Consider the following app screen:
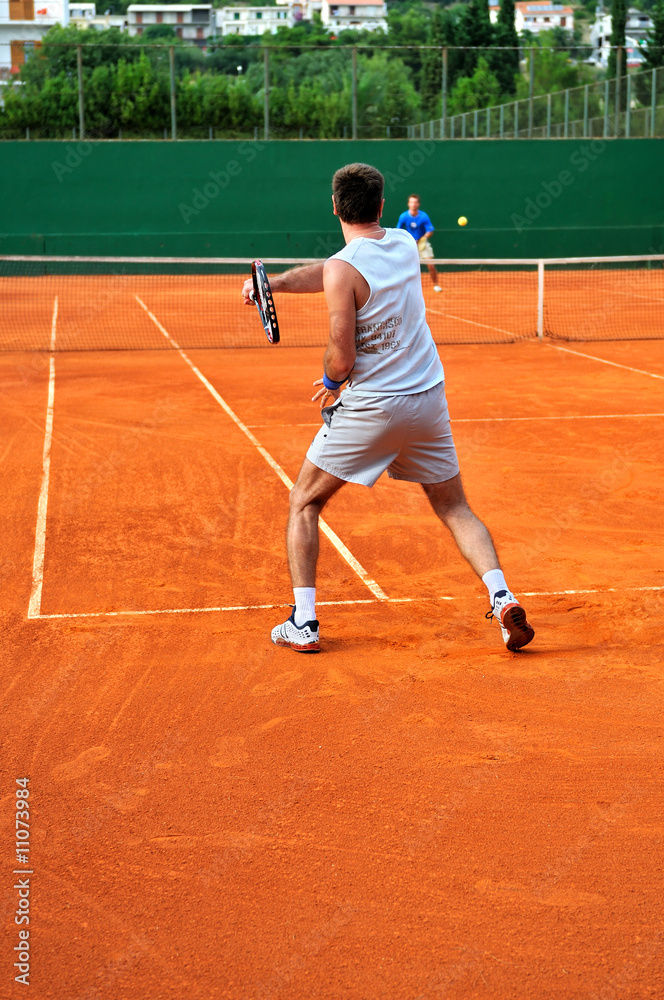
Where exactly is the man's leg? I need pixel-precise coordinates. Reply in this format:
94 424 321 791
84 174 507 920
287 458 346 586
272 458 346 652
422 473 534 650
427 263 441 291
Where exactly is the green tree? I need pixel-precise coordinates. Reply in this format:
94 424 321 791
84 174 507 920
456 0 494 79
644 0 664 68
608 0 627 77
448 55 501 113
420 7 462 118
491 0 520 95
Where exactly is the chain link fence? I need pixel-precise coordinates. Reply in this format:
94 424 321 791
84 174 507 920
1 41 662 140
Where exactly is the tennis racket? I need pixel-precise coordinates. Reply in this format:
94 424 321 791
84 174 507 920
250 260 280 344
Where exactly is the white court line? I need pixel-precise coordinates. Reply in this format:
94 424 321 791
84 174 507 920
31 585 664 620
546 343 664 381
426 306 520 339
134 296 389 602
27 297 58 620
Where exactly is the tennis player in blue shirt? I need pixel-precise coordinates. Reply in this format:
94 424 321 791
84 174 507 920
396 194 442 292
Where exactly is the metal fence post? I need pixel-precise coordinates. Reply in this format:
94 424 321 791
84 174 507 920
77 45 85 140
486 106 490 138
547 92 551 137
263 47 270 141
528 48 534 138
441 47 448 139
604 78 609 137
651 68 657 138
625 71 631 137
514 100 519 137
583 84 589 138
564 89 569 137
462 114 467 139
615 46 622 137
169 46 177 140
351 47 358 140
450 116 455 140
500 103 504 138
473 108 478 138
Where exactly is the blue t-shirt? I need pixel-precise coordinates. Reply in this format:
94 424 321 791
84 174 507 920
396 209 434 242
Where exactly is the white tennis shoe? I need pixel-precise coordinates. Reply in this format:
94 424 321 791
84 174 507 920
271 610 320 653
486 590 535 651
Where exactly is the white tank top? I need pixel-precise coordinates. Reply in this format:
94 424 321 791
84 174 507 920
330 227 444 395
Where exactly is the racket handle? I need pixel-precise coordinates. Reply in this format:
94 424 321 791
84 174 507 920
249 291 255 303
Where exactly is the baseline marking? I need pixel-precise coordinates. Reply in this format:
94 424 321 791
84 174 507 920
546 343 664 381
32 585 664 620
134 296 389 602
27 296 58 620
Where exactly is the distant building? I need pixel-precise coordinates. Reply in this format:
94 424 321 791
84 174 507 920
489 1 575 36
0 0 68 77
69 2 126 29
127 4 212 45
321 0 386 33
590 7 653 67
216 4 292 37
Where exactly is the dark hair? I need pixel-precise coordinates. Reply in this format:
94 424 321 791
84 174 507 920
332 163 384 224
408 194 420 201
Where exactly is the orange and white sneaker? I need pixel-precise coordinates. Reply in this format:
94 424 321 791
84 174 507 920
271 610 320 653
486 590 534 651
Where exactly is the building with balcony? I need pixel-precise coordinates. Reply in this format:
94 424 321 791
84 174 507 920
489 1 574 36
216 5 292 37
590 8 653 67
127 4 212 46
321 0 386 33
0 0 68 76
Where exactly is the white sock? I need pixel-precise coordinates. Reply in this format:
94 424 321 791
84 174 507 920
482 569 511 606
293 587 316 627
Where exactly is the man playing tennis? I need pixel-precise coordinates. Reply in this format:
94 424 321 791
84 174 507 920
242 163 534 654
396 194 442 292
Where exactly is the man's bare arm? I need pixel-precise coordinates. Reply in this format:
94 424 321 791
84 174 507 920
322 258 359 381
242 263 324 303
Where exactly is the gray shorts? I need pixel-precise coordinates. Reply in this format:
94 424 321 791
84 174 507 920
306 382 459 488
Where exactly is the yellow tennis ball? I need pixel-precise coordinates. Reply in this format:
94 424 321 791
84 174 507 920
458 216 468 227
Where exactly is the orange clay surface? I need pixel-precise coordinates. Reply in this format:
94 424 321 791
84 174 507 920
2 337 664 1000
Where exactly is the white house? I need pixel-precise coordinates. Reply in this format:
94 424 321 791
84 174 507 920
127 4 212 45
69 2 126 30
489 1 574 36
320 0 387 33
0 0 68 76
590 8 653 67
216 5 292 37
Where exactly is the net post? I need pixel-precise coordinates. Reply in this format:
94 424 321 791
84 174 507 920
651 69 657 138
169 46 177 141
528 48 534 138
537 260 544 340
441 47 448 139
263 48 270 141
615 46 622 138
351 47 358 140
76 45 85 141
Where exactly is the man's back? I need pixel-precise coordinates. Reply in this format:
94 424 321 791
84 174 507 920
329 227 443 396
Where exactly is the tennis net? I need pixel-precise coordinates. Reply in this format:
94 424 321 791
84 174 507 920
1 255 663 351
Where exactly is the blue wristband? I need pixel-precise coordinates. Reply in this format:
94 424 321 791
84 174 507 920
323 373 345 391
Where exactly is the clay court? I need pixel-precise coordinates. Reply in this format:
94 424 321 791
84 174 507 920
2 271 664 999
